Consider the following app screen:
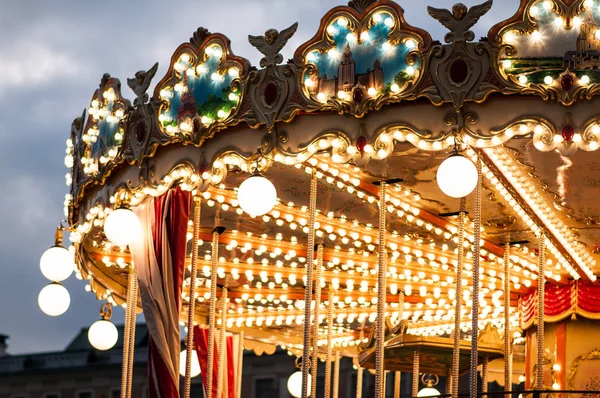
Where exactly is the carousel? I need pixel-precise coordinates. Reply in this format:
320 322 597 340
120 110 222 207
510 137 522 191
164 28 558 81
37 0 600 397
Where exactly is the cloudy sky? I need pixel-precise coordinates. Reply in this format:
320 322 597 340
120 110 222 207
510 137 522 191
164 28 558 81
0 0 519 355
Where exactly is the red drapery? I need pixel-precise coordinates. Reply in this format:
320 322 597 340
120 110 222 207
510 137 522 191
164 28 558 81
134 187 191 398
194 326 237 398
519 280 600 328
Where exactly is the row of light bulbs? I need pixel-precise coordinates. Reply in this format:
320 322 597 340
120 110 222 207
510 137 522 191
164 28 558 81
51 133 575 356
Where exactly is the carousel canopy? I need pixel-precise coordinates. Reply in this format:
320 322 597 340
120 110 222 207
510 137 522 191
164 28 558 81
58 0 600 356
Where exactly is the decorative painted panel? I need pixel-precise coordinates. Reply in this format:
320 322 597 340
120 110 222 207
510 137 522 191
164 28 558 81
153 30 251 144
294 0 432 117
490 0 600 104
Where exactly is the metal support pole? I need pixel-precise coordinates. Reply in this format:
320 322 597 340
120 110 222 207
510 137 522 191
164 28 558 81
356 327 364 398
206 228 222 398
325 287 334 398
311 244 324 397
412 348 420 398
452 197 467 398
332 349 340 398
536 235 546 390
394 372 401 398
236 330 244 398
482 354 489 397
375 180 388 398
302 170 318 398
470 157 482 398
216 287 228 398
504 243 512 393
184 197 201 398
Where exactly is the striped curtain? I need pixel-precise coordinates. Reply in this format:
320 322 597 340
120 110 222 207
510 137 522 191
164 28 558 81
132 187 191 398
194 326 240 398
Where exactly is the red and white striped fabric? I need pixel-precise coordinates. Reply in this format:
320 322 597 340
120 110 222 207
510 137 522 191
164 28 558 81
132 188 191 398
194 326 240 398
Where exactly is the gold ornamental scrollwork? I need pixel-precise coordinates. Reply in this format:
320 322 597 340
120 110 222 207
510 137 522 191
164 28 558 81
567 348 600 389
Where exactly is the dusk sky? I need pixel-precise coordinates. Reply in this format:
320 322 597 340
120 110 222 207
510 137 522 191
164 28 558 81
0 0 519 355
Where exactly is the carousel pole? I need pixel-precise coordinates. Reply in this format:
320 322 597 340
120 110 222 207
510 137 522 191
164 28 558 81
216 286 228 398
236 329 244 398
482 354 489 397
394 292 404 398
332 348 340 398
311 244 324 397
503 243 512 393
301 169 318 398
412 348 420 398
536 234 546 391
183 196 201 398
325 287 334 398
356 327 364 398
394 372 401 398
206 227 223 398
470 157 482 398
452 197 467 398
375 180 388 398
126 266 137 398
120 262 137 398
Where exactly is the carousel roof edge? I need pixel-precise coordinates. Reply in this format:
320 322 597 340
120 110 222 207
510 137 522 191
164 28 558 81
65 0 600 221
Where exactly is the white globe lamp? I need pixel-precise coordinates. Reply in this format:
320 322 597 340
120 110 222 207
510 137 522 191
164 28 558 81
287 370 310 398
179 349 201 378
417 374 441 397
88 319 119 351
40 245 73 282
436 153 478 198
38 283 71 316
418 386 442 397
237 173 277 217
104 207 142 247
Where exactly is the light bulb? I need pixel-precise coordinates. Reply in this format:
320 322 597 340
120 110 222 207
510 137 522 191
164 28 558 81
436 154 478 198
88 319 118 351
418 387 441 397
40 245 74 282
179 349 201 378
104 208 142 247
38 283 70 316
237 174 277 217
287 371 310 398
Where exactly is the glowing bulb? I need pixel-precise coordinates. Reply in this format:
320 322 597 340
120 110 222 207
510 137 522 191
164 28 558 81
337 17 348 27
368 87 377 96
179 349 201 378
287 371 310 398
40 245 74 282
544 75 553 85
519 75 528 85
436 154 478 198
502 60 512 69
88 319 118 350
237 174 277 217
104 208 142 247
579 74 591 86
530 6 539 16
38 283 70 316
405 39 417 49
406 66 416 76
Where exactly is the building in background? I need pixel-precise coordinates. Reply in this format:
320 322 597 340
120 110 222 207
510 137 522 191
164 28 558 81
1 326 403 398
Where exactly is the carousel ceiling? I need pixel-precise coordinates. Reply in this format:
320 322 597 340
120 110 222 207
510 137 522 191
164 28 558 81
58 0 600 351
